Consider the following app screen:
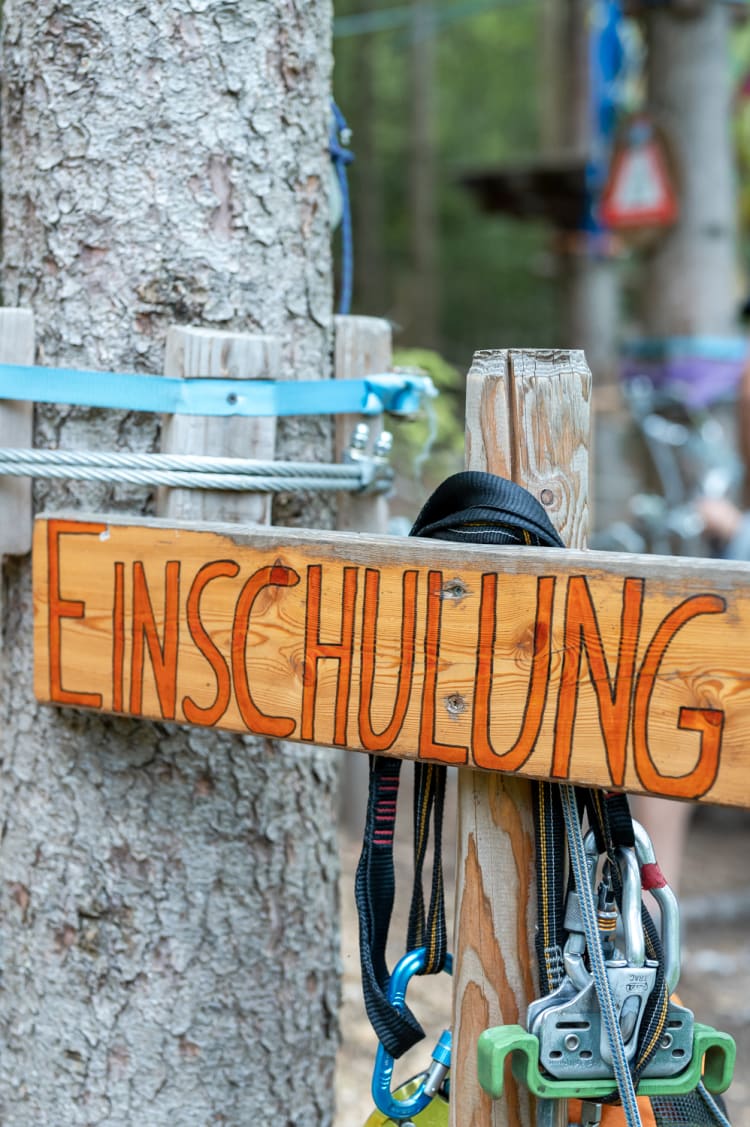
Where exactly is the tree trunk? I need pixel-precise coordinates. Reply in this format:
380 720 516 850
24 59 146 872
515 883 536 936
643 1 735 337
0 4 338 1125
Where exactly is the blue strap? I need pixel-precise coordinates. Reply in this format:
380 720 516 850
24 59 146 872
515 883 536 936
0 364 435 418
623 335 748 363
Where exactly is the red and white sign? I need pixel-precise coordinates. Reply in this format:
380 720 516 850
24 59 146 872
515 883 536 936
600 116 679 231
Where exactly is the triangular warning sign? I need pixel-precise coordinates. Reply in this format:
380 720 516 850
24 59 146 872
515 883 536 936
600 119 679 230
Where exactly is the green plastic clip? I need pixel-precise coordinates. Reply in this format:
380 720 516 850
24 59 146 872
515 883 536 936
477 1023 736 1102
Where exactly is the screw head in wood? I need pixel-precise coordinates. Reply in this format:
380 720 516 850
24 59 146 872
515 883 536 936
444 693 467 717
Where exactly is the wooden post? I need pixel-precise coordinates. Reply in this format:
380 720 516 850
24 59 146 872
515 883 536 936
452 349 591 1126
334 313 392 536
0 308 35 556
334 314 392 828
159 326 281 524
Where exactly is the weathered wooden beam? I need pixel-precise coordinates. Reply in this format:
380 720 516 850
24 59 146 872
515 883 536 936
451 348 591 1126
0 308 35 556
159 325 280 526
32 505 750 808
334 313 392 536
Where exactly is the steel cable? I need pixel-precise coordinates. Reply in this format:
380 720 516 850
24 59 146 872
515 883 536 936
0 448 388 492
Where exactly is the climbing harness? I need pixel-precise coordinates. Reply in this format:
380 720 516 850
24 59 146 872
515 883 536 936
357 471 737 1127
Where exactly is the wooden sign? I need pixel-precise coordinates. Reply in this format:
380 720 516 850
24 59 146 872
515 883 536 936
33 513 750 807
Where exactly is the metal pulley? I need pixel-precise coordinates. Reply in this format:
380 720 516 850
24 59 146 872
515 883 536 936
527 824 694 1083
529 834 657 1080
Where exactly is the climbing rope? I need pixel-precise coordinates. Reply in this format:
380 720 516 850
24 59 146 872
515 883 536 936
560 783 644 1127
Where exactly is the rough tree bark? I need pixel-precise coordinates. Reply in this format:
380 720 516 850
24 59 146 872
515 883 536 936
0 3 338 1124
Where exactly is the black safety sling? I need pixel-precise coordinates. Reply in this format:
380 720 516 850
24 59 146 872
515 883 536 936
356 470 567 1058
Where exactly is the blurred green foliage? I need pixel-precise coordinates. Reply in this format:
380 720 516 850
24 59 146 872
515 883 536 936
333 0 562 371
387 347 465 518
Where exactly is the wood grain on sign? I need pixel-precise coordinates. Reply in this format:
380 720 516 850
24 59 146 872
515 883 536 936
32 511 750 809
452 348 591 1127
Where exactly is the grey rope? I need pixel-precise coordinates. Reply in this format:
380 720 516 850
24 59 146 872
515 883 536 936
0 448 390 493
560 784 644 1127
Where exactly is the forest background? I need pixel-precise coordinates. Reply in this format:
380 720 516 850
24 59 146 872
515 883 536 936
332 1 750 525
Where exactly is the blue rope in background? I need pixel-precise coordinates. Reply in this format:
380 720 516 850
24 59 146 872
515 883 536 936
330 100 355 316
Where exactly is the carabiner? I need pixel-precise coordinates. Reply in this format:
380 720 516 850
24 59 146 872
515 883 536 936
371 948 453 1122
632 819 681 994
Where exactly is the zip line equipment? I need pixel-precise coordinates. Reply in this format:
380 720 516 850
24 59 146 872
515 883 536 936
0 364 436 493
357 471 736 1127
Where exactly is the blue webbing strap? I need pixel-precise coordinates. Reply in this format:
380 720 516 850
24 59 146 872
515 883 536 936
0 364 435 418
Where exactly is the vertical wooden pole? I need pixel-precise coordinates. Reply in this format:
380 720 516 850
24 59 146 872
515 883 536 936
334 313 392 828
334 313 392 535
0 308 35 556
159 326 281 525
451 349 591 1127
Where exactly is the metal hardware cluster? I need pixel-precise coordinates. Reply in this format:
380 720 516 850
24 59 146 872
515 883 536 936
478 810 736 1127
370 813 736 1125
0 424 394 495
372 815 735 1122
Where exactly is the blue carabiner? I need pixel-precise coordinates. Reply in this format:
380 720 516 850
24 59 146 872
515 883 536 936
371 948 453 1122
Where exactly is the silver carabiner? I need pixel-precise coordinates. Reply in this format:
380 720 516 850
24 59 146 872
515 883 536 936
563 833 644 984
615 844 646 968
632 819 681 994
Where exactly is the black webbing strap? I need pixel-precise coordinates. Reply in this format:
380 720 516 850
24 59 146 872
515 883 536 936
406 761 448 974
356 471 564 1059
533 781 568 995
355 755 427 1055
409 469 566 548
354 747 449 1058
